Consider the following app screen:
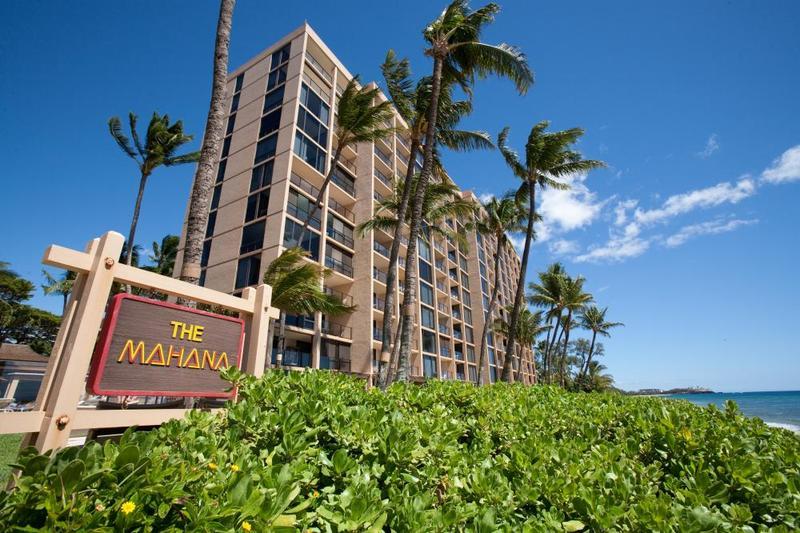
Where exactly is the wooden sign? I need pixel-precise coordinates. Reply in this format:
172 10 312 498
88 294 245 398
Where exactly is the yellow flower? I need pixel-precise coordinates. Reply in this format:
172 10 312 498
208 462 218 470
242 521 252 531
121 501 136 515
230 464 240 472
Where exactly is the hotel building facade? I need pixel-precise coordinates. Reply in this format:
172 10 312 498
175 24 535 384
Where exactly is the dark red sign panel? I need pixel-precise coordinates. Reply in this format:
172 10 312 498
88 294 245 398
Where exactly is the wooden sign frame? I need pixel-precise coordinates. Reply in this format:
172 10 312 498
88 294 246 398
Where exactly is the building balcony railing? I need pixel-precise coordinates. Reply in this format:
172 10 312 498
287 202 321 230
324 286 353 307
396 135 411 152
279 348 312 368
328 196 354 223
455 351 464 361
373 294 386 311
286 314 315 330
373 240 390 257
439 324 450 336
435 259 445 271
441 346 451 358
434 241 445 254
453 329 463 340
374 168 392 189
374 147 393 168
436 281 447 292
325 255 354 278
338 157 358 176
321 319 352 339
373 328 383 341
452 310 462 320
327 226 354 249
373 190 385 203
291 172 320 198
373 266 388 285
450 289 460 300
437 302 448 313
399 255 406 268
305 53 333 85
397 154 410 168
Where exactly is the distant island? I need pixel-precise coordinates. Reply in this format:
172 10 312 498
624 387 714 396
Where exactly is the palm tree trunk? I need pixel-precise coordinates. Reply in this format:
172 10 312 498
179 0 236 287
378 138 419 389
61 293 68 316
502 180 536 382
545 310 563 384
125 173 148 267
541 306 557 382
383 313 405 388
396 54 444 382
299 146 343 239
276 311 287 368
560 311 573 387
552 320 566 385
265 318 275 370
477 234 503 385
581 330 597 379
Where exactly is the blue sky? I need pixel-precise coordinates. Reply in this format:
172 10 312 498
1 0 798 391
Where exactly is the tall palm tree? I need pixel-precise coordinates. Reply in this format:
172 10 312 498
578 306 623 379
180 0 236 287
375 51 493 388
556 275 593 387
497 122 603 382
108 112 199 269
41 270 76 315
475 195 525 384
528 263 567 383
493 306 549 382
295 77 396 239
263 248 356 369
144 235 180 276
585 359 614 391
396 0 533 383
359 174 479 385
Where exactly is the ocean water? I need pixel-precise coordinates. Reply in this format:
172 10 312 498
667 391 800 432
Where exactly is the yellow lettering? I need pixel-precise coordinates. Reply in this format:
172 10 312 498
117 340 146 364
192 325 204 342
170 321 182 339
168 345 184 367
180 322 194 340
202 350 216 369
214 352 230 370
183 348 200 368
145 343 166 366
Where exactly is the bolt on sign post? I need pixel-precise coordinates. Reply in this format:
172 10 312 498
0 231 278 454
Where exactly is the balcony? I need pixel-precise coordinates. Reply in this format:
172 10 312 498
373 240 390 258
373 190 385 203
325 255 353 278
373 328 383 341
373 294 386 311
339 156 358 176
436 281 447 293
305 52 333 85
324 286 353 307
455 351 464 361
287 201 321 230
321 319 352 339
374 168 392 189
332 167 356 196
453 329 463 340
291 172 320 198
437 302 448 313
434 241 445 254
438 324 450 336
327 226 354 249
328 196 354 223
373 267 388 285
396 135 411 152
374 147 393 168
435 259 445 271
441 346 451 358
286 314 314 330
279 348 312 368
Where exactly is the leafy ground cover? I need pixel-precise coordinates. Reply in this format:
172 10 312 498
1 370 798 531
0 434 22 484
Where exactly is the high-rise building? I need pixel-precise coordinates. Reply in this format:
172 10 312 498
175 24 535 384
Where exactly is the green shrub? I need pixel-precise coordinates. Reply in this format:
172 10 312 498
1 370 798 531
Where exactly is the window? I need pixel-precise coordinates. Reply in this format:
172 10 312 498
287 189 320 229
234 73 244 92
271 44 290 68
463 307 472 325
258 109 281 138
297 107 328 147
326 214 354 248
226 114 236 136
250 161 273 191
263 85 285 113
418 239 431 262
481 278 489 295
488 347 496 364
300 83 330 123
462 290 471 306
230 93 240 112
221 136 231 159
267 64 287 90
321 340 350 370
201 240 211 267
283 219 320 260
468 365 478 382
216 160 227 183
210 185 222 211
245 190 269 222
421 306 435 329
240 220 265 254
489 366 497 383
467 346 475 363
419 282 434 306
422 330 436 354
461 274 469 290
255 134 278 164
423 355 437 378
325 244 353 277
419 260 432 283
465 326 474 343
205 211 217 238
332 166 355 195
460 255 468 271
294 132 325 173
235 255 261 289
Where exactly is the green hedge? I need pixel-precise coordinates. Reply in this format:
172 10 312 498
1 370 798 531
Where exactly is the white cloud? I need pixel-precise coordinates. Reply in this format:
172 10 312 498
761 145 800 184
613 199 638 226
697 134 720 158
664 218 758 248
548 239 579 256
538 173 605 236
478 192 495 204
633 178 756 225
507 233 525 253
575 233 650 263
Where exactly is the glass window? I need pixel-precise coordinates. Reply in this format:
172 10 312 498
460 255 468 271
300 83 330 123
419 282 433 306
288 189 320 229
250 161 273 191
255 134 278 164
226 114 236 135
490 366 497 383
263 85 285 113
259 109 281 139
423 355 437 378
421 306 435 329
461 274 469 290
230 93 240 112
210 184 222 211
468 365 477 382
221 136 231 159
326 213 354 248
235 255 261 289
234 73 244 93
462 290 471 306
465 326 474 343
283 219 320 260
245 190 269 222
294 132 325 173
332 166 356 195
297 107 328 147
418 239 431 262
201 240 211 267
240 220 265 254
467 346 475 363
216 160 227 183
422 330 436 354
267 64 287 90
463 307 472 325
271 44 290 67
488 347 496 364
205 211 216 238
418 260 432 283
